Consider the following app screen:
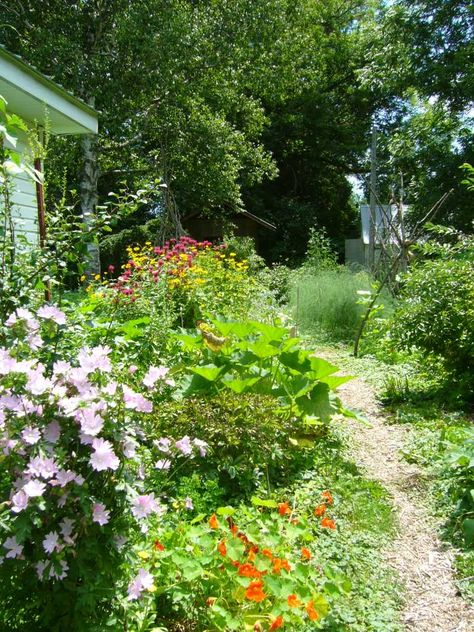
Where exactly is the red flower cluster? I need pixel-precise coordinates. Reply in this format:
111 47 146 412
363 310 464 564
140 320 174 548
110 236 222 302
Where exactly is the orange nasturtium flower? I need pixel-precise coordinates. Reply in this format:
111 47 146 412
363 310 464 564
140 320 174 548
217 540 227 556
306 600 319 621
153 540 165 551
272 558 291 574
209 514 219 529
287 594 302 608
269 615 284 630
321 490 333 505
301 547 312 561
314 504 326 517
277 502 291 516
262 548 273 559
245 580 266 602
238 563 262 578
321 517 336 530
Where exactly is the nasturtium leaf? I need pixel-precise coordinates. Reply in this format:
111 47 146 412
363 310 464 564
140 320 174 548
216 506 236 516
251 496 278 508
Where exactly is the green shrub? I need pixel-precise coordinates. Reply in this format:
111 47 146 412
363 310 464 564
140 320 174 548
150 392 296 501
390 254 474 390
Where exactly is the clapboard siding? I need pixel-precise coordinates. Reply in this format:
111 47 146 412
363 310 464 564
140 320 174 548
8 135 39 244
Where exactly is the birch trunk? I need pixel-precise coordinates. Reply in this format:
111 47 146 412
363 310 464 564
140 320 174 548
80 132 100 277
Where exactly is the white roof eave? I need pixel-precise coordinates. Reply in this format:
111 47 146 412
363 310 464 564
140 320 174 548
0 49 98 135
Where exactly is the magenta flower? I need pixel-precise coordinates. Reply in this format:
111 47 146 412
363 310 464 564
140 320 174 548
43 531 59 554
131 493 162 520
90 438 119 472
92 502 110 526
23 479 46 498
3 536 23 559
37 304 66 325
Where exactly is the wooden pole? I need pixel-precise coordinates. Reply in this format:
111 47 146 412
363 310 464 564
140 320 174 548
34 128 51 301
368 126 377 271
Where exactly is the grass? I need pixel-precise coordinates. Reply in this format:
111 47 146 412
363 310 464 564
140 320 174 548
289 266 395 343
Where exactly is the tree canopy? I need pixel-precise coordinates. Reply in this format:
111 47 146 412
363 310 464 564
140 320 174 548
1 0 471 264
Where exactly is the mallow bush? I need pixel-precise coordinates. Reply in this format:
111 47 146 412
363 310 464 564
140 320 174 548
0 304 207 630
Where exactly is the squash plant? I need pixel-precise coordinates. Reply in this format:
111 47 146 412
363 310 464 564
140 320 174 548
172 319 356 442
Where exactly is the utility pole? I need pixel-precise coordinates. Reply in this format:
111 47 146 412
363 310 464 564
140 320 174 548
368 125 377 271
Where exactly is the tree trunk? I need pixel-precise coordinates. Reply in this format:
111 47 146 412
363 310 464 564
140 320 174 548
80 131 100 277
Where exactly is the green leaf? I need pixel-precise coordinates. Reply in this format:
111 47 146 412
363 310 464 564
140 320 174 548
251 496 277 508
462 518 474 546
216 506 236 517
222 376 261 393
189 364 225 382
308 356 340 379
248 320 287 341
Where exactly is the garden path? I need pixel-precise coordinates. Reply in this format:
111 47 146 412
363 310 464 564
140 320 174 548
327 356 474 632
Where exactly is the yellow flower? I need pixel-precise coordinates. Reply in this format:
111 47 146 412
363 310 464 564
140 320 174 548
94 274 101 281
80 274 86 282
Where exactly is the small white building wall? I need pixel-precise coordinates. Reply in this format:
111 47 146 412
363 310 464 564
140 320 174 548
2 132 39 244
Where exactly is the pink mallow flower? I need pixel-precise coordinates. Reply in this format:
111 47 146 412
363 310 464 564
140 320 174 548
23 479 46 498
89 438 119 472
43 531 60 554
155 459 171 470
21 426 41 445
77 345 112 374
44 421 61 444
122 386 153 413
127 568 154 600
77 408 104 436
193 438 208 457
92 502 110 526
37 304 66 325
11 490 28 513
131 493 162 520
175 435 193 456
142 366 169 388
3 536 23 559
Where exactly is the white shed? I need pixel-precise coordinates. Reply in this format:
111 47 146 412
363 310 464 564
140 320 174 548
0 46 98 243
